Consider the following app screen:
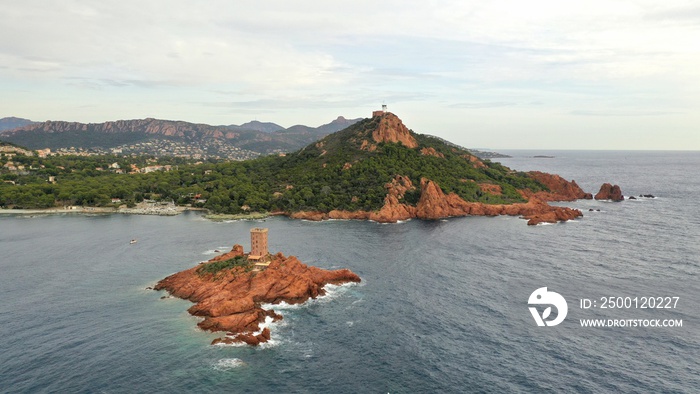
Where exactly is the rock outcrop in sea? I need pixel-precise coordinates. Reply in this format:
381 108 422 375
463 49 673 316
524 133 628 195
155 245 360 346
595 183 624 201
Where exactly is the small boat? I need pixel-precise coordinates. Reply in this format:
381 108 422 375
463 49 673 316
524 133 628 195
130 239 138 244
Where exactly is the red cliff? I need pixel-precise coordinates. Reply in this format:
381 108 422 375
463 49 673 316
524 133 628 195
155 247 361 346
411 177 582 225
289 174 584 225
526 171 593 201
372 113 419 148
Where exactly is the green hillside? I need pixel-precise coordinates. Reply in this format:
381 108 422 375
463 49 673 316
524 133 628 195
0 114 546 212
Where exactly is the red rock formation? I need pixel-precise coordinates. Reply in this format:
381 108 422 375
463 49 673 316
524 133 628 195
155 248 361 346
415 178 469 219
412 177 582 224
290 211 327 221
286 174 584 225
420 147 444 158
368 175 417 222
526 171 593 201
595 183 624 201
372 113 418 148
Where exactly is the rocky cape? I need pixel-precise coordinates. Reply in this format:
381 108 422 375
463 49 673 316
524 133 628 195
154 246 361 346
288 172 599 226
288 174 590 225
284 112 615 225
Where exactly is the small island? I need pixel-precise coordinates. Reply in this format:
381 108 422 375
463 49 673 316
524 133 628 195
154 228 361 346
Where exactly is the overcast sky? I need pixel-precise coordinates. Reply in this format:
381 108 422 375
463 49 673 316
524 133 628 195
1 1 699 149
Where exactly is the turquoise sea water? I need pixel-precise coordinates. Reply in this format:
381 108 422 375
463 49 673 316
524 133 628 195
0 150 698 393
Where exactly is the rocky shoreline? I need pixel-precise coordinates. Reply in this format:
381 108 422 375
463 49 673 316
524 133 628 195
154 245 361 346
1 173 628 225
288 172 605 226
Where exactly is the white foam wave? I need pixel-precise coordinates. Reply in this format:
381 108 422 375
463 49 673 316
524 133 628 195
211 340 247 348
261 300 304 311
261 281 360 311
212 358 245 370
253 316 274 336
257 338 280 349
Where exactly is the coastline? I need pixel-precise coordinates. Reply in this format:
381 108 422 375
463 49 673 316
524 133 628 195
0 205 207 217
0 173 604 225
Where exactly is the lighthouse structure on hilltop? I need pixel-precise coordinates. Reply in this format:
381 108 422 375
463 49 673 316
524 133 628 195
372 104 388 117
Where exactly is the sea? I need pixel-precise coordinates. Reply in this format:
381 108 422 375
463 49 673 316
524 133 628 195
0 150 698 393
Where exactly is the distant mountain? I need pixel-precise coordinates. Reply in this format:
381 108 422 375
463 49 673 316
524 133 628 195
316 116 364 135
0 117 34 131
280 116 363 135
0 116 362 157
229 120 284 133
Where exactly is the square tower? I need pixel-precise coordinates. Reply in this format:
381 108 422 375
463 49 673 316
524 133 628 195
249 228 269 260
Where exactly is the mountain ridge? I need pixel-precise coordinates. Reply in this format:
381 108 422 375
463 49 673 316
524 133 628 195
0 116 363 157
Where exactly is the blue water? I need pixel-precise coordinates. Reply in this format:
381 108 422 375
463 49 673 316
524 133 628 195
0 151 698 393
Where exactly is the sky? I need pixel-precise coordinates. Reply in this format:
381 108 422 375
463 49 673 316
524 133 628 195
1 1 699 150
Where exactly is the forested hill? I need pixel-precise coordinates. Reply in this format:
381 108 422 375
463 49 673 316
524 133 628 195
217 112 544 213
0 112 546 213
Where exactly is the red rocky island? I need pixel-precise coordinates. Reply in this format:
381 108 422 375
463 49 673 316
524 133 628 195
155 228 361 346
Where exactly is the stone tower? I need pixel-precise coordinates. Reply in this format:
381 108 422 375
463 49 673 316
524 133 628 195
249 228 269 260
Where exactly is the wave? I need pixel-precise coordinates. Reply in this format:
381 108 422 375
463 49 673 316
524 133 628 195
212 358 245 370
260 282 360 312
260 300 304 311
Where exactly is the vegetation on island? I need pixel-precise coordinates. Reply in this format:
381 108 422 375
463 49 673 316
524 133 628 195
196 255 251 276
0 117 546 213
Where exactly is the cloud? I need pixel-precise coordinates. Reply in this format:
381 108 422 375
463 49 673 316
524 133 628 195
0 1 699 148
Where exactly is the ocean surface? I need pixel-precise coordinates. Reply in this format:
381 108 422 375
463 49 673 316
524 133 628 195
0 150 698 393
